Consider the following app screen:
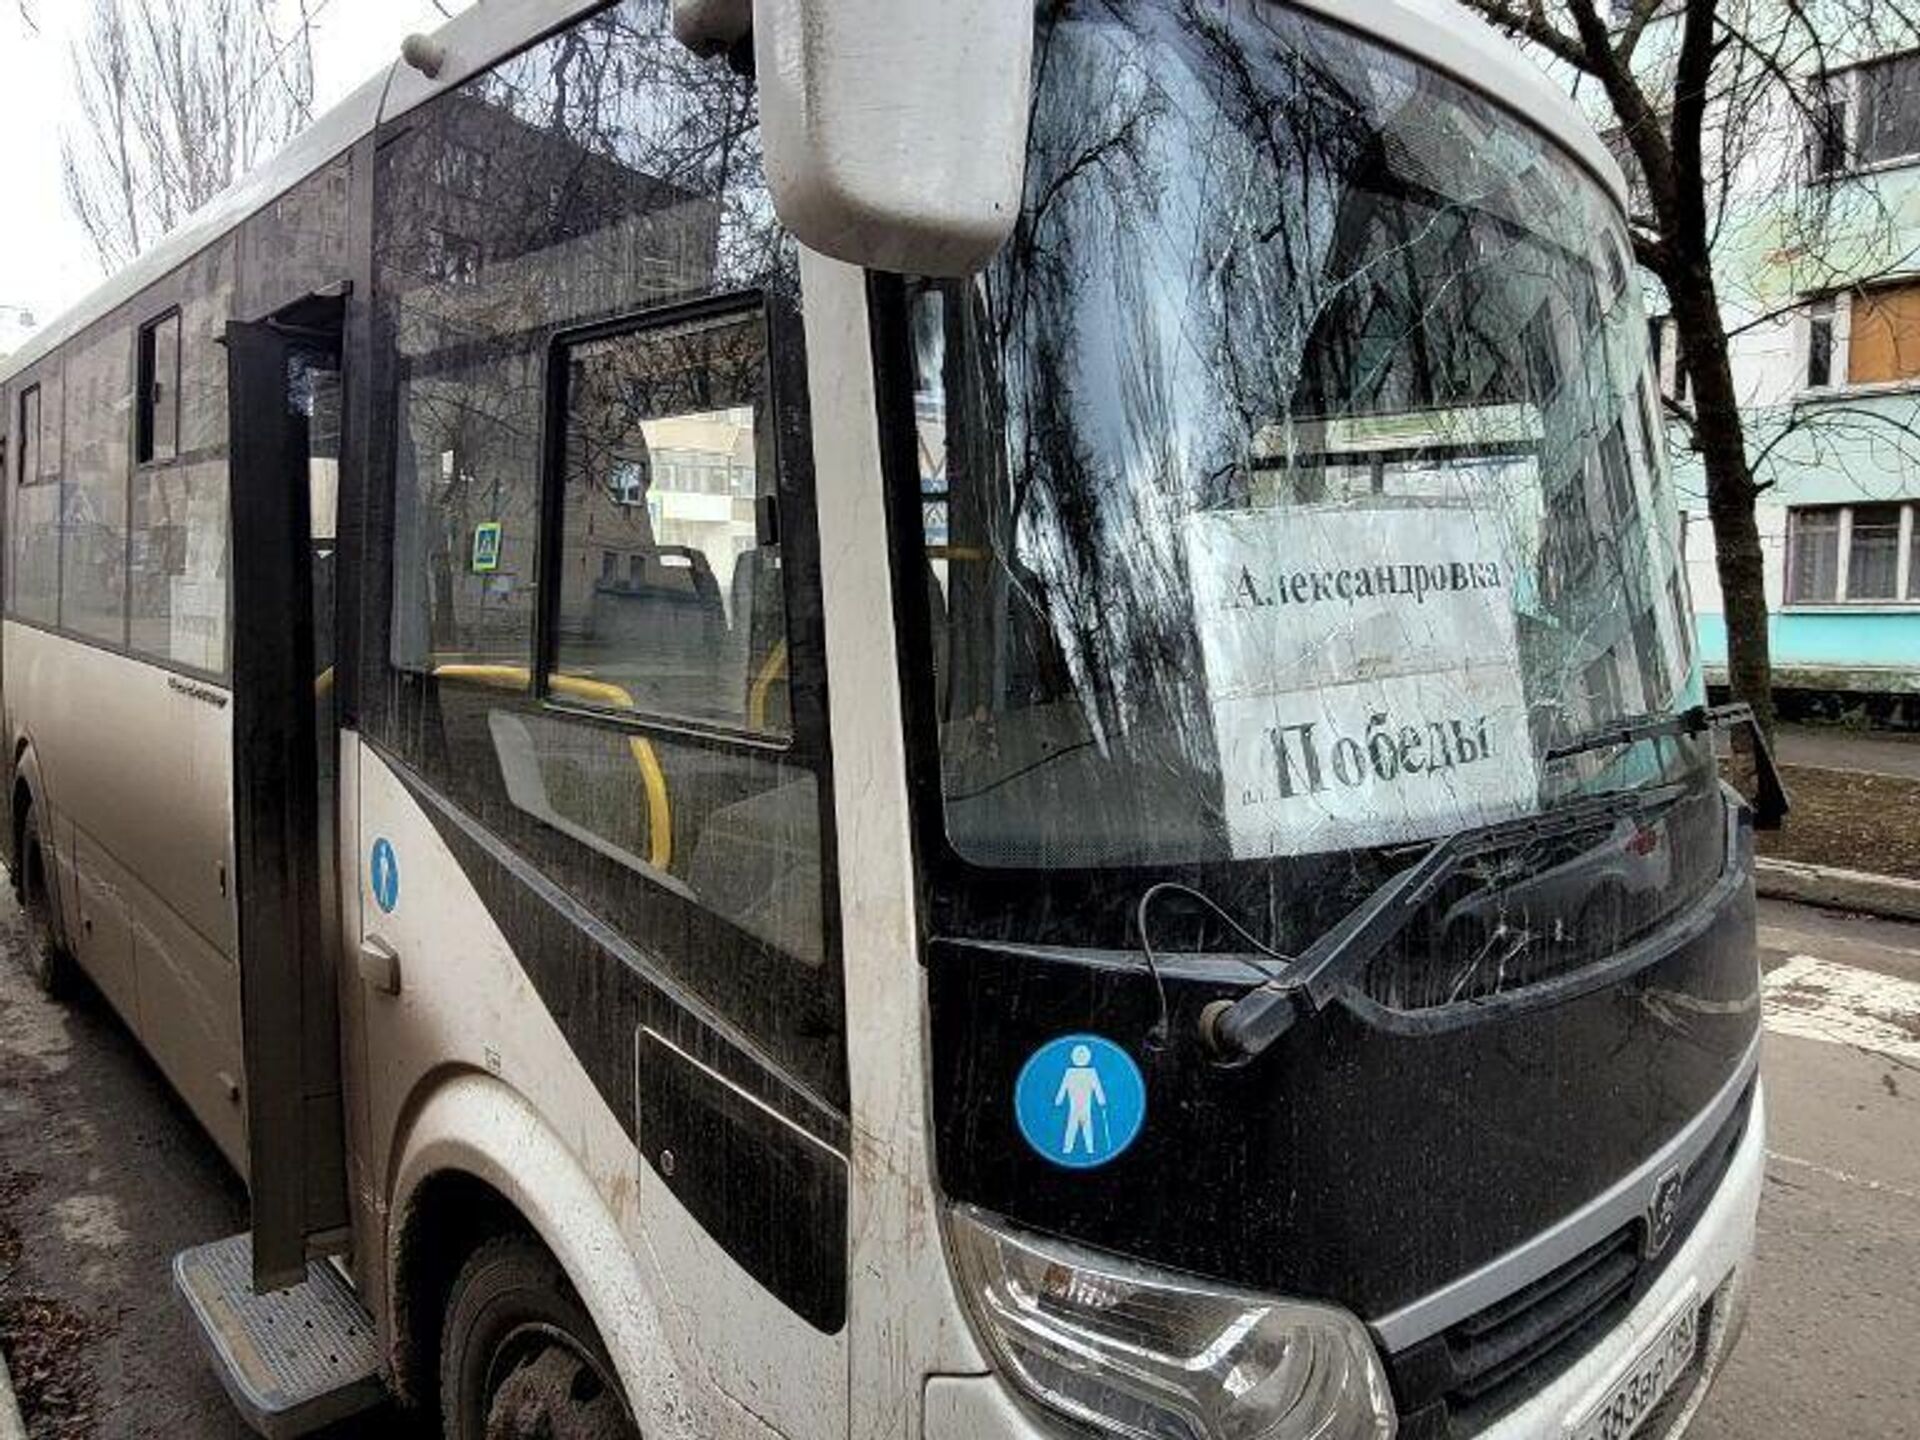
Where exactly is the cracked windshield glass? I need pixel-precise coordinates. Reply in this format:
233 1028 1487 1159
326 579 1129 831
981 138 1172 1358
908 0 1712 888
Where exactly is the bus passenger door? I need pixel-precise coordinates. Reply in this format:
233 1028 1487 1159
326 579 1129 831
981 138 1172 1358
226 298 350 1289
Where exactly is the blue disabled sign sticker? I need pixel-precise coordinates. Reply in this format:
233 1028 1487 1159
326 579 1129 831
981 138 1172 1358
369 837 400 914
1014 1033 1146 1169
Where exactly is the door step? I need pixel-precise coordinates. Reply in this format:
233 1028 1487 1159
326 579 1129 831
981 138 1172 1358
172 1233 385 1438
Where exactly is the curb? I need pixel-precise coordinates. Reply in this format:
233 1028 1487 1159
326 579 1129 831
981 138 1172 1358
1756 857 1920 923
0 1347 24 1440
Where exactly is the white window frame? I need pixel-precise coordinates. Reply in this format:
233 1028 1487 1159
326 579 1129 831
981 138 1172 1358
1802 293 1844 391
1784 501 1919 607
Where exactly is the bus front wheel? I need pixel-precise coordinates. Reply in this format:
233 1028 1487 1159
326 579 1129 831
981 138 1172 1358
439 1233 640 1440
18 808 72 999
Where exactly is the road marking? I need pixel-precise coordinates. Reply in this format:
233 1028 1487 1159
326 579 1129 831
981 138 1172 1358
1764 954 1920 1065
1766 1150 1920 1204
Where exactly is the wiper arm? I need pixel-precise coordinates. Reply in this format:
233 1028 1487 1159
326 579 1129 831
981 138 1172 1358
1546 702 1789 831
1198 783 1690 1066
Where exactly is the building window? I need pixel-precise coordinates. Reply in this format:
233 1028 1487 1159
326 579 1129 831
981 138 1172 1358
1651 316 1689 404
1849 504 1903 598
1846 279 1920 385
1787 503 1920 603
137 311 181 464
430 140 491 201
1807 295 1836 388
1816 52 1920 175
424 227 482 285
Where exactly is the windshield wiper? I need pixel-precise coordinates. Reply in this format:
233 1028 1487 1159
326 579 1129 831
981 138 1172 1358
1198 780 1700 1066
1545 702 1789 831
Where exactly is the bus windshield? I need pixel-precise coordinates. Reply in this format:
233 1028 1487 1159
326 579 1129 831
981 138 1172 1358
898 0 1706 872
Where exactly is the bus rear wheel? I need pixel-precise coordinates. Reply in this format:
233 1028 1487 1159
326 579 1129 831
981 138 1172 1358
18 808 72 998
439 1234 639 1440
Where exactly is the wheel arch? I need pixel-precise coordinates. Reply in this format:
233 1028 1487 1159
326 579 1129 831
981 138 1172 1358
9 742 57 943
386 1069 687 1427
9 736 43 883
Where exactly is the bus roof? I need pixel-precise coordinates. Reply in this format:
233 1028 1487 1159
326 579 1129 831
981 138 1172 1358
2 0 1625 387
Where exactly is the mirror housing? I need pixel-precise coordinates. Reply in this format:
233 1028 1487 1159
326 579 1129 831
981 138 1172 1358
752 0 1033 276
672 0 751 57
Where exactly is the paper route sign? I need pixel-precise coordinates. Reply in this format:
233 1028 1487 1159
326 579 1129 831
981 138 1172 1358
1182 500 1539 858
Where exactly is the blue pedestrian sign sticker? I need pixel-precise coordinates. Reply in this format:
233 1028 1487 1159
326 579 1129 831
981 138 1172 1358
1014 1033 1147 1169
369 837 400 914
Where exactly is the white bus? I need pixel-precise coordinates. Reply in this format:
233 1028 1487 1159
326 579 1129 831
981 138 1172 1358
1 1 1780 1437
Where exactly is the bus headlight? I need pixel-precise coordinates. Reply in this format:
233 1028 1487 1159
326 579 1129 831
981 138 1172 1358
947 1206 1395 1440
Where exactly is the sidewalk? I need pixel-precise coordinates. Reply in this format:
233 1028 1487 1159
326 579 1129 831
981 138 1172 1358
1775 724 1920 780
0 1356 23 1440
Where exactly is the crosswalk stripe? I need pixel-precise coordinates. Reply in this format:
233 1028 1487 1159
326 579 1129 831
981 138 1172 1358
1763 955 1920 1065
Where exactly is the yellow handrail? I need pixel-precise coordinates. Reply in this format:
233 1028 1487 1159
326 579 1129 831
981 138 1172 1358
748 641 789 733
431 662 672 870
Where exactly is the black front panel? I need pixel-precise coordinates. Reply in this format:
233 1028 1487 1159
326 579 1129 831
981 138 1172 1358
638 1029 848 1333
926 849 1758 1321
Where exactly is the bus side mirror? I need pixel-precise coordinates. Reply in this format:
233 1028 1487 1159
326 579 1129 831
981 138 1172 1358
750 0 1034 276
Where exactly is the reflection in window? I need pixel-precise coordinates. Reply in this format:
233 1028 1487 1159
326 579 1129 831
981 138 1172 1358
371 0 836 1092
130 461 228 671
899 0 1700 869
10 381 58 627
59 330 130 645
488 709 822 964
380 0 792 683
550 310 787 737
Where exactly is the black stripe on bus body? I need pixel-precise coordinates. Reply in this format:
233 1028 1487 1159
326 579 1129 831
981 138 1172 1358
380 745 850 1152
636 1028 847 1333
378 747 851 1332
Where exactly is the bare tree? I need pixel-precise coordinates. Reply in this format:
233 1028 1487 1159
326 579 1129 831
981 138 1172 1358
61 0 316 271
1454 0 1920 735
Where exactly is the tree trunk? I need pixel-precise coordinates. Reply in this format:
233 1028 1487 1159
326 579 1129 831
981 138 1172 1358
1670 263 1775 737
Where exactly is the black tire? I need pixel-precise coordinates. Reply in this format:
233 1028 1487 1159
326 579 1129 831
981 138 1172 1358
439 1234 639 1440
18 807 72 999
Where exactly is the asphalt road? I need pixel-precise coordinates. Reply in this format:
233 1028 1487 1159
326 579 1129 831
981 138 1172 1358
0 893 1914 1438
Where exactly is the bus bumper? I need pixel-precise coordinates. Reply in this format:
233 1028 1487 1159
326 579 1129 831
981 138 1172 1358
925 1083 1765 1440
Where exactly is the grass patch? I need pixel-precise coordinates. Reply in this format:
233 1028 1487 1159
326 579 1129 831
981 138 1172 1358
1753 764 1920 882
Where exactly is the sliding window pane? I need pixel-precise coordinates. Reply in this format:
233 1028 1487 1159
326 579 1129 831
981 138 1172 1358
550 310 787 737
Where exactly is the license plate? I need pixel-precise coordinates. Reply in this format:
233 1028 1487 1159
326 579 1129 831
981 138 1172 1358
1565 1292 1701 1440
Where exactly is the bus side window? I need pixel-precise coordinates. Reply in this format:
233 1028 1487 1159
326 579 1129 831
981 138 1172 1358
369 0 841 1099
507 304 823 966
11 381 61 627
548 308 786 738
